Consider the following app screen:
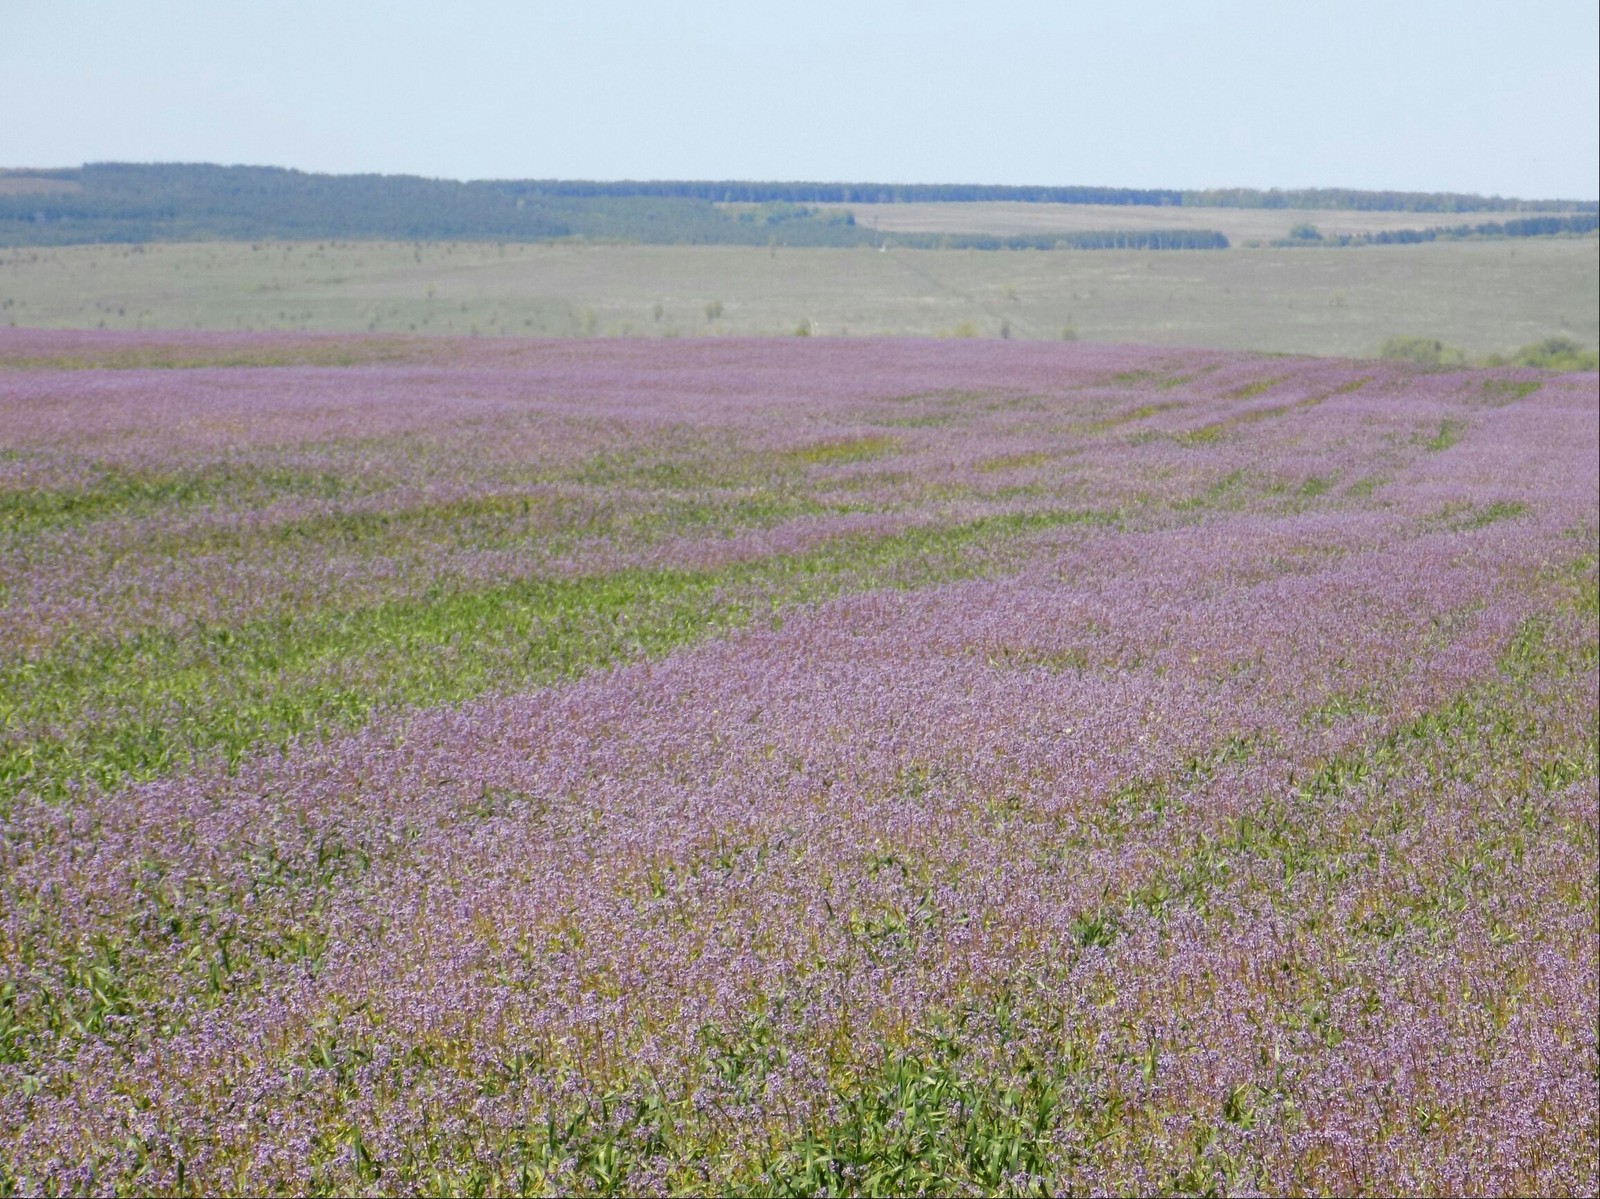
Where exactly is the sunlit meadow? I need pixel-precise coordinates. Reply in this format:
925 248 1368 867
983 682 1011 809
1 330 1596 1195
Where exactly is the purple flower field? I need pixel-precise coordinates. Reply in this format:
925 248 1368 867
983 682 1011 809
1 330 1596 1195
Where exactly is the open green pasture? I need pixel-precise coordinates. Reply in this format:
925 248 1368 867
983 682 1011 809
1 235 1593 358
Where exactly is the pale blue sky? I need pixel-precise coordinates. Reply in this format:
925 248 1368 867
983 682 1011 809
3 0 1596 198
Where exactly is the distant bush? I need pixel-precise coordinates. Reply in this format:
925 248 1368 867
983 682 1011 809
1379 334 1596 372
1287 222 1322 241
1378 336 1467 367
1509 336 1598 371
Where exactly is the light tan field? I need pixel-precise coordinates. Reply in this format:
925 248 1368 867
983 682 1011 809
811 201 1558 244
0 236 1594 358
0 172 80 196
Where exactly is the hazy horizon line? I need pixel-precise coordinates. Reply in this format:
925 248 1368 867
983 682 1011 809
6 161 1596 205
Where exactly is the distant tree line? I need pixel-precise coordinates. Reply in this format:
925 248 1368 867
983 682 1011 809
0 164 779 247
0 165 1231 249
1277 212 1599 247
1179 187 1592 213
505 179 1188 206
503 180 1594 213
0 165 1590 249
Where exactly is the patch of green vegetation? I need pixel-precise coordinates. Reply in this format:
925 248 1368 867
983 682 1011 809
1323 375 1374 399
1152 366 1223 393
1507 336 1598 372
975 451 1053 473
1378 336 1595 374
1477 379 1540 406
1345 475 1384 498
0 464 351 535
1563 551 1599 620
1 506 1116 804
1498 614 1553 679
1074 401 1180 438
1175 423 1224 446
1123 402 1178 422
1107 405 1184 432
1452 500 1529 531
1379 336 1468 368
1173 398 1308 447
4 451 843 565
1424 419 1466 452
782 437 899 466
1106 369 1159 387
1173 469 1246 511
233 988 1124 1197
565 449 716 488
1223 375 1289 400
747 1026 1068 1197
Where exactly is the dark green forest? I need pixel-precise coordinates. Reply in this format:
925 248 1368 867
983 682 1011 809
0 164 1592 248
